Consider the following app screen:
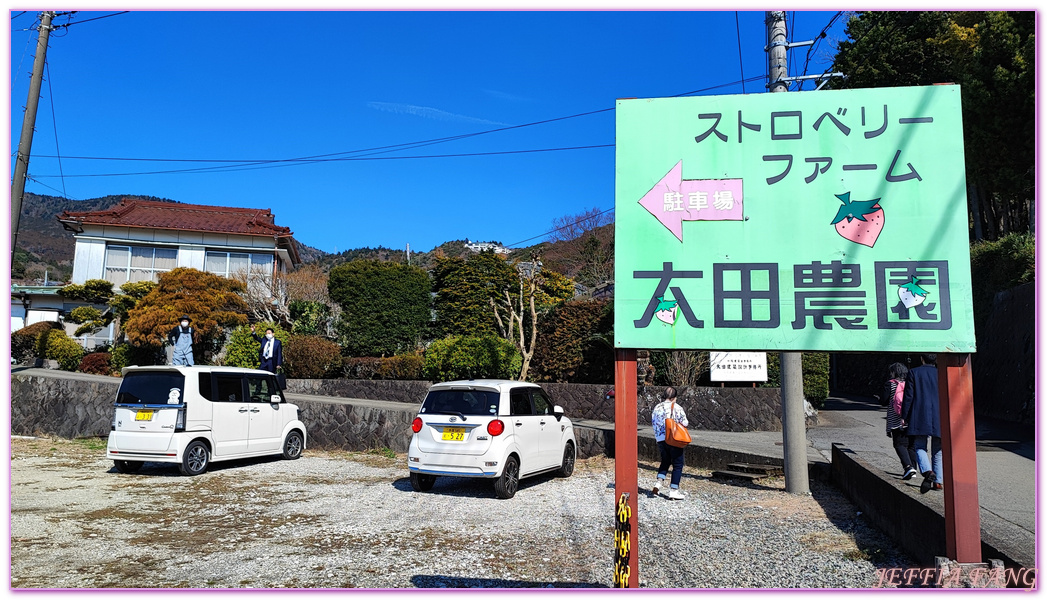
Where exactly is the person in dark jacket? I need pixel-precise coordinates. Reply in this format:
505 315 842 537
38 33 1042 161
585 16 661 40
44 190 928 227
883 362 918 480
901 354 941 493
250 324 283 374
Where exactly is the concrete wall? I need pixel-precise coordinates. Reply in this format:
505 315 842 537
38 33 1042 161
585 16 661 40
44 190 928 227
9 371 611 458
830 444 1032 571
285 379 787 432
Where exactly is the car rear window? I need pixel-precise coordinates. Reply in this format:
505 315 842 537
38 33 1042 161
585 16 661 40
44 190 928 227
420 389 499 416
116 372 186 405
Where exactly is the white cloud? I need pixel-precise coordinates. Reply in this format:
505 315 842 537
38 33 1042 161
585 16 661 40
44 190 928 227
367 102 507 126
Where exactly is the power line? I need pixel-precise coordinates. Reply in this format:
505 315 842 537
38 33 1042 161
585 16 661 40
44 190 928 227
34 144 617 178
53 11 128 29
29 74 766 180
734 12 746 94
44 61 67 198
505 206 616 249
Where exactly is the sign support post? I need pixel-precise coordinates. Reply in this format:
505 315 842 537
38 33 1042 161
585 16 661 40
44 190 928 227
937 353 981 563
613 349 638 588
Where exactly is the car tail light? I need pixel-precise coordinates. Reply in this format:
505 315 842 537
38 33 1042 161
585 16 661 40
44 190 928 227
487 419 505 436
412 417 423 433
175 407 186 432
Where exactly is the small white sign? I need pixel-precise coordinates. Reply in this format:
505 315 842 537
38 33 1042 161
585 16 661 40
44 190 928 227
710 352 768 382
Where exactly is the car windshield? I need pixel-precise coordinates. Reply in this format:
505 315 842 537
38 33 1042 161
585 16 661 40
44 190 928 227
116 372 186 405
420 389 499 417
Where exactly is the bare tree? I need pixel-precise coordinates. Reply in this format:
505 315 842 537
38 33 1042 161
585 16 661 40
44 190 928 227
232 263 291 325
547 207 614 243
282 263 331 304
663 350 709 388
491 252 542 381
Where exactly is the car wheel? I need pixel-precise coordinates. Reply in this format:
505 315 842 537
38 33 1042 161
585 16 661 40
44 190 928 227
282 430 304 460
557 442 575 478
494 455 520 499
114 460 143 474
179 441 209 476
410 472 436 492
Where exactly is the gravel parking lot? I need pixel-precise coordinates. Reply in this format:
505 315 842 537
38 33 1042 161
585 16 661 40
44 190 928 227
11 435 912 589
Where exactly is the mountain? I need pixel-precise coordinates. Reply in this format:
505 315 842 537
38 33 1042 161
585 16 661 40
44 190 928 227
11 193 613 287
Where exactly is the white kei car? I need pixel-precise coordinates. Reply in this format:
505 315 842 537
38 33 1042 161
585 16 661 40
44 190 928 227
106 365 306 476
407 380 576 499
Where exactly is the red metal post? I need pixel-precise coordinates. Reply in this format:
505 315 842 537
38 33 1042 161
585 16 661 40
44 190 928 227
614 348 638 588
937 353 981 563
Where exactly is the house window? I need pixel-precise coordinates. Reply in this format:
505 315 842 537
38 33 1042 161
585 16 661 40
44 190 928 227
204 251 275 294
104 245 177 285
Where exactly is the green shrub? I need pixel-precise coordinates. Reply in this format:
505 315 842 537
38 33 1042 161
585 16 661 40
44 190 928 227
79 352 113 375
289 300 332 337
223 323 289 370
377 353 424 380
283 335 342 379
11 321 63 362
969 232 1035 329
765 352 830 409
39 329 85 372
110 342 164 370
343 357 382 379
423 335 522 382
530 299 613 384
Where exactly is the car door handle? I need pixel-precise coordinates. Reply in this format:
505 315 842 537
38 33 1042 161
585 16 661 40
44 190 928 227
540 420 547 426
515 421 523 426
250 408 260 413
239 408 249 413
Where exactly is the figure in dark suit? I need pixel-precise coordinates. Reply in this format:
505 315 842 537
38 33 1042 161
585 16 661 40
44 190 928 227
901 354 941 494
250 324 283 374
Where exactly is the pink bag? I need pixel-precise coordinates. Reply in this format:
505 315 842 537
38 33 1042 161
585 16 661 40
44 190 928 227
891 379 906 416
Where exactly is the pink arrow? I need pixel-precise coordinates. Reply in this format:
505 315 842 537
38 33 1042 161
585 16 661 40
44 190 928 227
638 160 744 242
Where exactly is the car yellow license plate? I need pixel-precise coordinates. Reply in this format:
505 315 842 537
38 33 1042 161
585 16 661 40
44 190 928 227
135 410 154 421
441 427 466 441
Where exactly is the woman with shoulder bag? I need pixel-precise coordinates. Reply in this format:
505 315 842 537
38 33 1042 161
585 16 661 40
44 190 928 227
884 362 918 480
651 387 689 500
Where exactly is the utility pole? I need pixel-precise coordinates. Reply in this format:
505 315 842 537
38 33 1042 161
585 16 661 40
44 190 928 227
11 11 56 255
767 10 810 495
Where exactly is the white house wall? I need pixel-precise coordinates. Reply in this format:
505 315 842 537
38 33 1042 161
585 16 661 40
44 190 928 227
69 225 282 284
71 238 106 283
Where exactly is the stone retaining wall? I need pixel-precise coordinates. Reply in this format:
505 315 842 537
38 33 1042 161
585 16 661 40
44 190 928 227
11 372 785 460
286 379 787 432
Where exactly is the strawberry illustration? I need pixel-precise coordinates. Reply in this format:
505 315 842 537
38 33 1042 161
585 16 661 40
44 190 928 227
897 275 929 309
653 296 678 325
831 192 884 247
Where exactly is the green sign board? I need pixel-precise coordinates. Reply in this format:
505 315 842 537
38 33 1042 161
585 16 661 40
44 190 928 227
614 85 976 352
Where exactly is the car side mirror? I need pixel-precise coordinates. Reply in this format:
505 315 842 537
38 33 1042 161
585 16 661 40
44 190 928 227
553 405 564 420
270 394 282 404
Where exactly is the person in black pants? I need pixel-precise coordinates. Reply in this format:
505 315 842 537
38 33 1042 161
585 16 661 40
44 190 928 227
250 324 283 374
883 362 918 480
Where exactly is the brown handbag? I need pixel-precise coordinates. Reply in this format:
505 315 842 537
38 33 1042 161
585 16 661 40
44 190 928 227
664 400 691 448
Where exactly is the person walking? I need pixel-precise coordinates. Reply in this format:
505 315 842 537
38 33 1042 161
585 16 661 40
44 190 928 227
650 386 688 500
901 354 942 494
167 315 196 366
883 362 919 480
250 324 283 374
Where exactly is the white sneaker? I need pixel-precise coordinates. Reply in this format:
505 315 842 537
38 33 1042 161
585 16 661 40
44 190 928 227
667 488 685 500
652 479 663 495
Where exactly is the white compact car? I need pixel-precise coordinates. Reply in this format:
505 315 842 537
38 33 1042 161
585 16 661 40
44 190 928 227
407 379 576 499
106 365 307 476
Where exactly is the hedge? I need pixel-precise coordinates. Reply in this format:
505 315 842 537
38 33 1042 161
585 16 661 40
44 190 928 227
11 321 63 363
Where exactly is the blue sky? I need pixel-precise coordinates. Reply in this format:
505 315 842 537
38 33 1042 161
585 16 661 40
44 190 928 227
10 9 849 254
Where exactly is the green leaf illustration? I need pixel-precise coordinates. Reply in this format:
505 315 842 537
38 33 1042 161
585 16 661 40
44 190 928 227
655 296 677 312
900 276 929 298
831 192 882 224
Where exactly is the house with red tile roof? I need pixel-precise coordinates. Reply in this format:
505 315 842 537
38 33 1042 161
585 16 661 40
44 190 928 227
57 199 300 288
